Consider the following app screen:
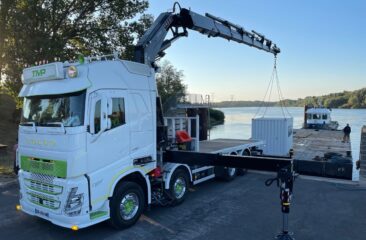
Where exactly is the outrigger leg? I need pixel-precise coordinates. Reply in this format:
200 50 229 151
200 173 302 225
266 165 295 240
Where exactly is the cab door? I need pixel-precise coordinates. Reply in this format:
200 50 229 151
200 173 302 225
87 90 130 172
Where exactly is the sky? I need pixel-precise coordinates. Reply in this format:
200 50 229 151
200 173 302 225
146 0 366 102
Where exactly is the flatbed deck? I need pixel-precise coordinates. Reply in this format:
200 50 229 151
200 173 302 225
293 129 352 161
199 138 263 154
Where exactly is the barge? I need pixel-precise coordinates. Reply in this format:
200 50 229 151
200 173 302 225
293 128 354 180
250 105 355 180
292 105 354 180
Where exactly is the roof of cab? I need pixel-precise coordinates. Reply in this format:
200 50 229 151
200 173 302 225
306 107 331 114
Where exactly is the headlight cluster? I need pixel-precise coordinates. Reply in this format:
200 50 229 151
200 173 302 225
64 187 84 216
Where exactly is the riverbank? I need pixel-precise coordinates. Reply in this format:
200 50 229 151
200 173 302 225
209 108 225 128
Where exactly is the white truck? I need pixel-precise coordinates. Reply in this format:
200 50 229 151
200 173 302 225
17 4 285 231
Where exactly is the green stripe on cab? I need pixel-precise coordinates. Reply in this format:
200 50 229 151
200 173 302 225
90 211 108 220
20 156 67 178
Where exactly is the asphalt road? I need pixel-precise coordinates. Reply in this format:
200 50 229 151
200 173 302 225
1 172 366 240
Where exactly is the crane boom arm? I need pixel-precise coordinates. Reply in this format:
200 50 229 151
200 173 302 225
134 6 280 68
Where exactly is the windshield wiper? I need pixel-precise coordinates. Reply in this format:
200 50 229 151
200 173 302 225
19 121 37 132
20 121 36 127
43 122 66 133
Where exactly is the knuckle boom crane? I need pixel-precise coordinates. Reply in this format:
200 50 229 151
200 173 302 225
134 2 280 68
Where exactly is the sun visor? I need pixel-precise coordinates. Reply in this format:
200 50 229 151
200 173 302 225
19 77 91 97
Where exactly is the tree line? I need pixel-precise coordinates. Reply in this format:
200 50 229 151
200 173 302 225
213 88 366 109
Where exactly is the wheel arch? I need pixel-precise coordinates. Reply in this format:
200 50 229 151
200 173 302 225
163 164 192 190
109 169 151 205
241 148 251 156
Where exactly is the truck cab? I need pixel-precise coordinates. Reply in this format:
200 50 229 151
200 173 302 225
18 58 158 229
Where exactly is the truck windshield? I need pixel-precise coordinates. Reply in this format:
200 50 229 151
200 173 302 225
21 90 86 127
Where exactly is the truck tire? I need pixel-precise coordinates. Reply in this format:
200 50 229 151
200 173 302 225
221 167 237 181
168 168 189 206
221 152 238 181
215 152 238 181
109 181 145 229
237 150 250 176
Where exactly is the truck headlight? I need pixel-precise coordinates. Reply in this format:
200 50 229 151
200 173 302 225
64 187 84 216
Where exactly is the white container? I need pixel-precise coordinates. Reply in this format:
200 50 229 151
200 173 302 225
251 117 293 157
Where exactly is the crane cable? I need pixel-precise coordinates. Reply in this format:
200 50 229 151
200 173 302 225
253 56 292 119
274 57 292 118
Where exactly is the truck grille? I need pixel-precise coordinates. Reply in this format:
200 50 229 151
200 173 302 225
27 192 61 210
24 178 63 195
30 173 55 183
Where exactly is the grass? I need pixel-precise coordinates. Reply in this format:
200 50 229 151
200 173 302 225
0 165 14 175
0 154 14 174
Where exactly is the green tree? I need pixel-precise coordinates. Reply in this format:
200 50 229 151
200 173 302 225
156 61 186 109
348 95 359 108
209 108 225 127
0 0 152 106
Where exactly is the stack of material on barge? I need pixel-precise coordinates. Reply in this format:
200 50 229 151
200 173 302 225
291 105 354 180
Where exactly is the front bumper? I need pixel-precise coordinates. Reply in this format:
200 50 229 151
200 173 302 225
18 170 109 229
20 199 109 229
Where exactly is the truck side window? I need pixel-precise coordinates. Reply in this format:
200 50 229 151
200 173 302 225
94 100 101 134
110 98 125 129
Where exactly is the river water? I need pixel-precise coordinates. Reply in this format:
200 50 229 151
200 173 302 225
210 107 366 162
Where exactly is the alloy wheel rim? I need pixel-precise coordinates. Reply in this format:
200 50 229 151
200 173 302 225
228 167 236 177
120 192 139 220
174 177 186 199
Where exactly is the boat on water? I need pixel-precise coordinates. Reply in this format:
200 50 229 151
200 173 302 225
304 106 339 130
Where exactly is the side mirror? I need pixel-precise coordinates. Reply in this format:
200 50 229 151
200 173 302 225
100 97 109 131
107 98 113 116
90 97 110 143
107 118 111 130
106 98 112 130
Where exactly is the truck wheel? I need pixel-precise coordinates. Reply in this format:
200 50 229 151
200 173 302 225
221 167 237 181
109 181 145 229
168 169 189 206
237 150 250 176
221 152 238 181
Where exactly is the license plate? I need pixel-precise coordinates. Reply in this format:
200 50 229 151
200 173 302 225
35 208 49 218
